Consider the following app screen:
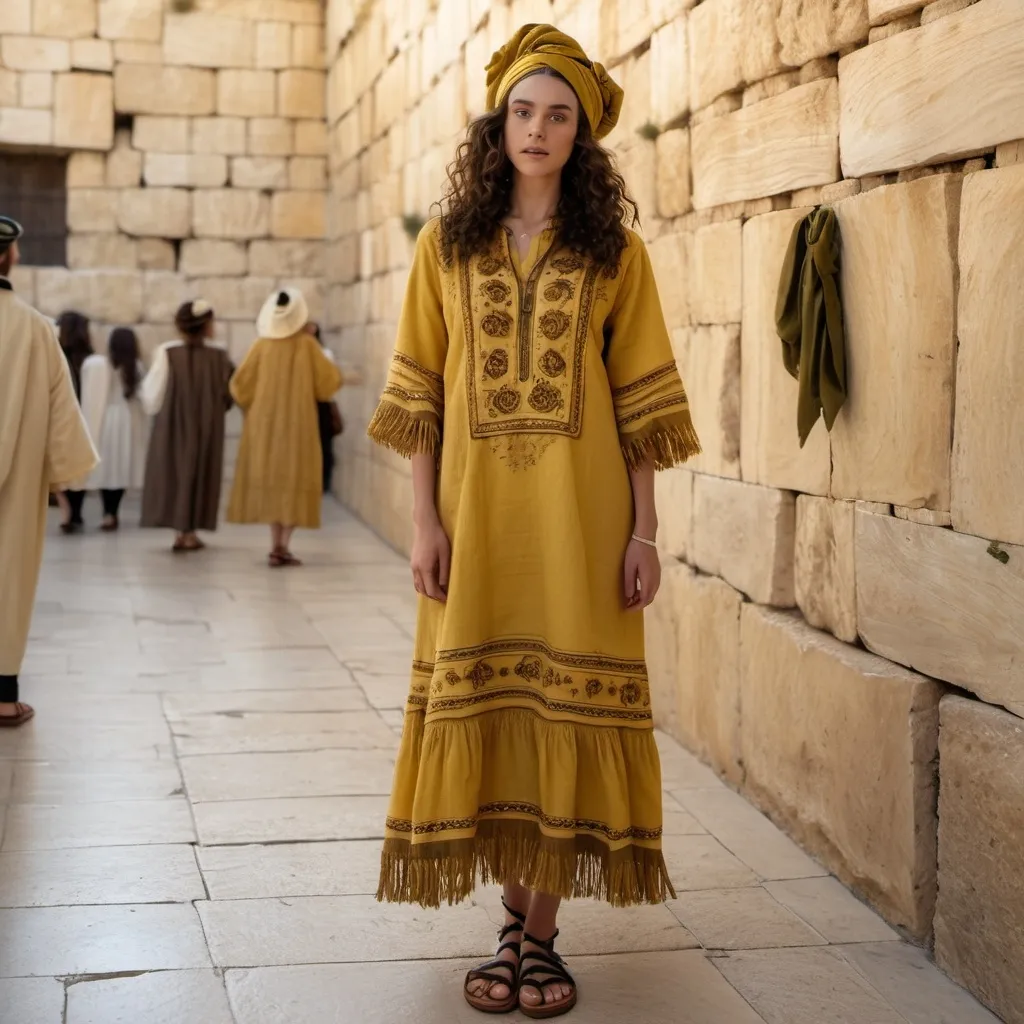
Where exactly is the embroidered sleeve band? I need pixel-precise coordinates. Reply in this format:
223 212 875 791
367 353 445 459
612 362 701 470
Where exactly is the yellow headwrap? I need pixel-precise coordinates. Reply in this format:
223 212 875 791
485 24 623 141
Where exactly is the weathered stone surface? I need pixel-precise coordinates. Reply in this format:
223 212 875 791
292 23 324 69
830 176 958 508
133 116 190 154
278 69 325 119
0 0 30 34
654 129 691 219
692 80 839 208
105 135 142 188
53 73 114 151
185 276 275 321
648 231 691 330
35 269 144 324
0 107 52 146
690 221 742 325
231 157 289 190
34 0 96 38
144 154 229 189
99 0 163 41
112 40 162 64
777 0 869 66
869 0 929 22
289 156 327 191
249 117 294 156
67 234 137 271
1 36 70 71
935 696 1024 1024
114 65 216 116
840 0 1024 176
649 17 689 127
684 326 741 479
295 119 328 156
740 208 831 495
20 70 52 109
163 13 255 69
952 166 1024 546
271 191 326 239
795 496 857 642
649 564 745 783
143 271 187 324
0 69 17 106
218 69 276 117
691 476 795 606
71 39 113 72
893 505 951 527
118 189 192 239
193 190 270 240
67 152 106 188
655 468 693 562
856 508 1024 718
179 240 248 278
248 240 326 279
192 117 247 156
137 239 176 272
67 189 118 233
740 604 941 937
995 139 1024 167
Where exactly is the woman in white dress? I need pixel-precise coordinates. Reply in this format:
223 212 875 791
78 328 149 530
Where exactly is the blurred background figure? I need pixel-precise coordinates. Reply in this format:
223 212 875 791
140 300 234 553
306 321 343 494
0 216 97 727
78 327 149 531
55 311 94 533
227 289 342 567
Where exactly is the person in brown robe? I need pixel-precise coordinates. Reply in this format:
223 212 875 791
140 300 233 552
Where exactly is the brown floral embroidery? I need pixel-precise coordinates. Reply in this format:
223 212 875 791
478 255 505 276
608 684 618 697
483 348 509 379
544 278 574 303
539 349 567 377
482 311 512 338
445 671 461 685
585 678 603 698
542 667 562 688
491 385 521 416
619 680 642 706
465 661 495 690
538 309 570 340
552 254 585 273
482 279 511 303
528 381 564 413
515 655 543 681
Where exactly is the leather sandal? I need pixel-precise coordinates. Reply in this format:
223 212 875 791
518 930 577 1019
464 898 526 1014
0 702 35 728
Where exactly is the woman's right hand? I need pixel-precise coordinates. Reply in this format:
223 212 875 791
411 514 451 602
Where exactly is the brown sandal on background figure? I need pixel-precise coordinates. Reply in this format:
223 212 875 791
268 548 302 568
0 702 35 728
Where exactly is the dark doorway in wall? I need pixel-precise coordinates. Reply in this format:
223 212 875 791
0 151 68 266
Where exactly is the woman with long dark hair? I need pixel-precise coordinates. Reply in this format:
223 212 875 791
79 327 149 530
56 310 94 532
367 25 700 1018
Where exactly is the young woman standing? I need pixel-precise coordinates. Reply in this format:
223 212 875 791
367 25 700 1019
55 311 94 533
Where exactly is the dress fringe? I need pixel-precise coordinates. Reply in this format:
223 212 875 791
378 820 677 909
620 413 702 471
366 401 440 460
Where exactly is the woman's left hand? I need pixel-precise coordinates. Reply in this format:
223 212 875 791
624 538 662 611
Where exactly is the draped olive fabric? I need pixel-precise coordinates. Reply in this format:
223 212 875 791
775 207 848 447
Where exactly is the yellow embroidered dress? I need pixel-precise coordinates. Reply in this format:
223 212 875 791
368 219 700 908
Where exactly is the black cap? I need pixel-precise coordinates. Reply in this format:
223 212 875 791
0 216 22 252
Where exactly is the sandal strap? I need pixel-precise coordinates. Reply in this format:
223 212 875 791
519 931 574 992
466 960 517 985
501 897 527 924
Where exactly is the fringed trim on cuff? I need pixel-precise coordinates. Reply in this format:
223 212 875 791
367 400 441 460
620 411 702 471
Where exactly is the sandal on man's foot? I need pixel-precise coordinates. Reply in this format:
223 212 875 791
518 930 577 1019
464 899 526 1014
0 702 35 728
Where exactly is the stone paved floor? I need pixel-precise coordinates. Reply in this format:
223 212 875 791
0 501 1002 1024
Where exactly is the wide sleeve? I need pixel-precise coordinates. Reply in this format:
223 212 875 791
139 342 173 416
229 340 261 411
312 340 343 401
603 236 701 470
78 354 109 447
45 324 98 488
366 220 447 459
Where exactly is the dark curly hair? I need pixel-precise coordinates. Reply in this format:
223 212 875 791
438 68 638 271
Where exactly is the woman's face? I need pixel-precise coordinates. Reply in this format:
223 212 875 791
504 72 580 179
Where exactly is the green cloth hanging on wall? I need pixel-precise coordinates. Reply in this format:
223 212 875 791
775 206 848 448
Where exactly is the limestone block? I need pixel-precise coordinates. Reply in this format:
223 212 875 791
869 0 929 22
278 69 325 119
33 0 96 38
67 234 137 271
105 137 143 188
192 117 247 156
655 467 694 562
649 17 689 128
271 191 326 240
143 271 187 323
144 154 229 189
0 0 30 34
67 189 118 233
114 65 216 116
692 80 839 208
99 0 162 42
839 0 1024 176
295 119 327 156
995 140 1024 167
67 152 106 188
231 157 288 189
740 605 941 937
112 41 162 64
952 166 1024 546
179 240 248 278
137 239 176 271
856 508 1024 718
185 275 275 321
19 72 52 109
691 476 795 605
829 176 958 508
1 36 70 72
935 696 1024 1024
0 71 16 108
35 269 144 324
777 0 870 66
71 39 113 73
163 13 255 69
648 231 692 330
218 70 276 117
289 156 327 191
133 116 190 154
192 189 270 240
795 496 857 642
685 326 741 479
690 221 742 325
655 128 691 219
117 189 192 239
249 117 294 156
256 22 292 69
893 506 951 527
53 73 113 151
7 266 35 305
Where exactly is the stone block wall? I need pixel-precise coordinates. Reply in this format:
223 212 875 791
323 1 1024 1018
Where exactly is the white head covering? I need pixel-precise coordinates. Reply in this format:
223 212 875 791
257 288 309 340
